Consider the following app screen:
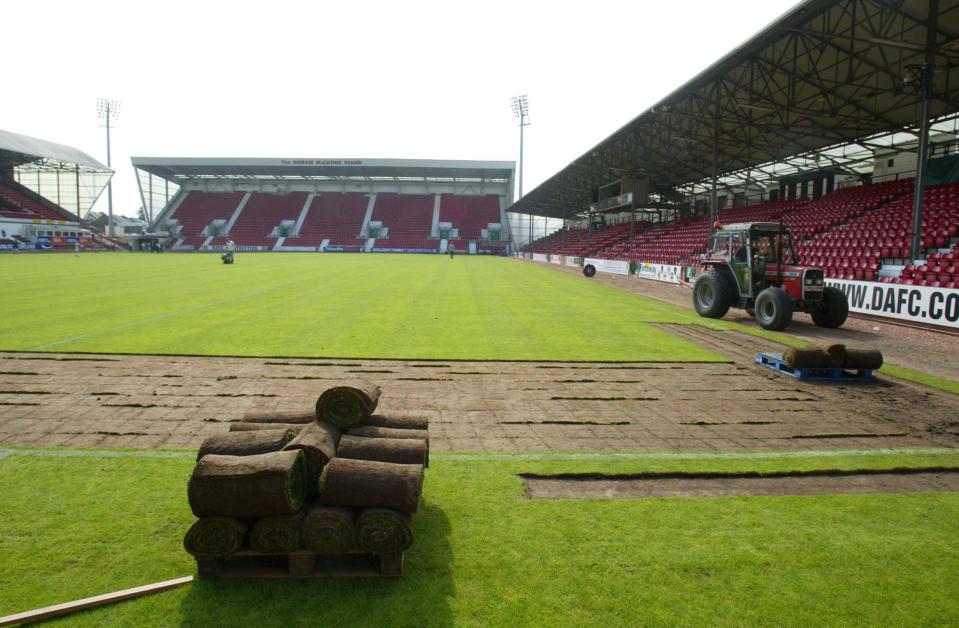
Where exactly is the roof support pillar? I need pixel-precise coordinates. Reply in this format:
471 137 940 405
75 165 81 222
910 0 939 262
709 85 719 232
562 205 567 249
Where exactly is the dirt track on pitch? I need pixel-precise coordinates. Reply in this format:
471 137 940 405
522 468 959 499
1 322 957 452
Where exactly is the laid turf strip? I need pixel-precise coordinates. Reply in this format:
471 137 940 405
1 450 959 625
0 254 724 362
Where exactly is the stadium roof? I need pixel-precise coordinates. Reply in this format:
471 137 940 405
509 0 959 218
0 129 110 172
131 157 515 183
1 128 113 217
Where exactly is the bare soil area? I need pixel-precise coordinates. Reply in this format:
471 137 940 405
522 468 959 499
1 335 957 452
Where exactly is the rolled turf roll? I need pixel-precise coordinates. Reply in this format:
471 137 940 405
782 347 831 369
823 343 848 367
188 450 307 518
347 426 429 442
183 516 250 558
355 508 413 554
282 422 341 485
229 422 306 434
302 504 355 554
196 429 295 460
319 458 424 514
366 414 430 431
315 380 382 429
844 349 883 369
249 509 306 553
242 409 316 424
337 435 428 466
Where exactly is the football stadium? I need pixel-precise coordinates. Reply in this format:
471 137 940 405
2 0 959 625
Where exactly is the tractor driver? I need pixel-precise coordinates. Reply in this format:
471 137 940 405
751 236 770 286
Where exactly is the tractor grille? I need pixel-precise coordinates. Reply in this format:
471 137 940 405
803 268 824 301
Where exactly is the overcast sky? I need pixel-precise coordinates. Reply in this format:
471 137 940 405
2 0 799 217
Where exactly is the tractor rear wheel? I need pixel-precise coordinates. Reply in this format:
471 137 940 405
754 287 793 331
583 264 597 277
811 286 849 328
693 269 735 319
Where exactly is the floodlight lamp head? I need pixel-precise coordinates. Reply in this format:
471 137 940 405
511 94 529 118
96 97 122 119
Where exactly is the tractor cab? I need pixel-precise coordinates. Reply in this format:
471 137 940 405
693 222 847 331
704 223 804 300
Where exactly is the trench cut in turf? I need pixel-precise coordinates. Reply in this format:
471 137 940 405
0 254 725 362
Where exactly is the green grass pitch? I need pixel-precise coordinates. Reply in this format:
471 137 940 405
0 253 724 362
1 449 957 626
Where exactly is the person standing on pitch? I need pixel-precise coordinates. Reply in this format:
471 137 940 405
224 238 236 264
74 240 80 256
447 242 455 259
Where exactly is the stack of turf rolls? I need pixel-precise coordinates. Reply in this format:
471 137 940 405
183 379 430 567
782 344 884 370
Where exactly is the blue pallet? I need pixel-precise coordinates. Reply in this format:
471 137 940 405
755 352 874 382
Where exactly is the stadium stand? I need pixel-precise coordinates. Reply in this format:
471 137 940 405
372 193 435 249
871 182 959 286
439 194 501 239
529 199 795 263
170 192 245 249
0 179 74 221
895 242 959 288
783 180 909 241
795 180 952 281
526 178 959 284
607 200 799 265
527 221 638 257
223 192 308 248
284 192 369 248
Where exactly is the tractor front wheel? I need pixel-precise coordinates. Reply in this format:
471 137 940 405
811 286 849 328
693 269 735 319
583 264 597 277
754 287 793 331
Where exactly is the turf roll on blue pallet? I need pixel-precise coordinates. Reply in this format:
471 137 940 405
755 352 874 382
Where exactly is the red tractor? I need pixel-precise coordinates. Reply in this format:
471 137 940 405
693 222 848 331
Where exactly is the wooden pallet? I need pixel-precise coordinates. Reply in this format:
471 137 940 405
196 550 404 579
755 352 874 382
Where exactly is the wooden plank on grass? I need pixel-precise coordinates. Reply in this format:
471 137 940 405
0 576 193 626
